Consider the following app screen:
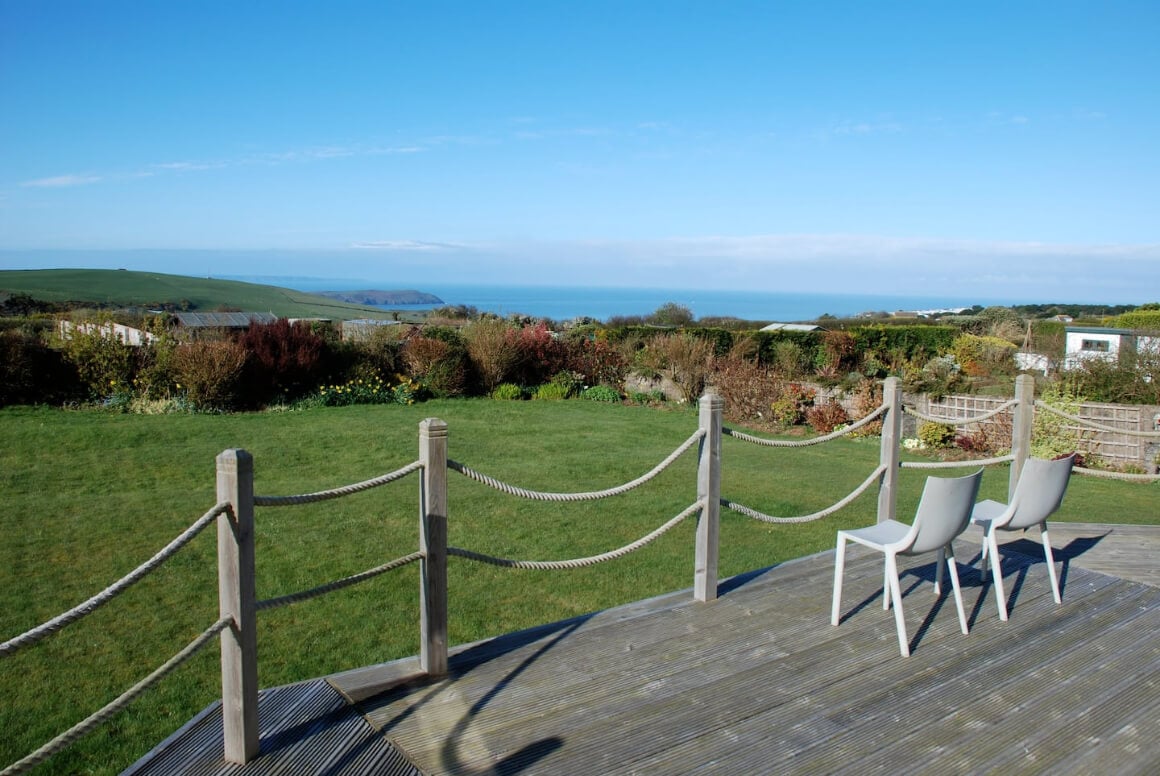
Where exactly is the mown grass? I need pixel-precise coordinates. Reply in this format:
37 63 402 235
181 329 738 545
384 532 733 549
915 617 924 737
1 400 1155 774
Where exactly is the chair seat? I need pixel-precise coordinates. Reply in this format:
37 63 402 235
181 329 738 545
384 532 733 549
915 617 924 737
838 519 910 551
970 499 1008 528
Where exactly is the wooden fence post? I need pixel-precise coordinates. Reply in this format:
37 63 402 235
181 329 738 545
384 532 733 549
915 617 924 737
419 418 449 677
877 377 902 524
695 393 723 602
216 449 259 764
1009 374 1035 500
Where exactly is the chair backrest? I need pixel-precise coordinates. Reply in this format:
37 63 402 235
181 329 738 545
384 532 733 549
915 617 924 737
902 469 984 555
1003 454 1075 530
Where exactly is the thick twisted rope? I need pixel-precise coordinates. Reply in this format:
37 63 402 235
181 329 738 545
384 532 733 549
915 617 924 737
255 461 423 507
1 617 231 776
721 464 887 524
902 454 1015 469
256 552 424 611
447 500 703 570
448 430 704 501
724 403 888 448
903 398 1018 426
1034 401 1160 438
1 503 229 659
1072 466 1160 483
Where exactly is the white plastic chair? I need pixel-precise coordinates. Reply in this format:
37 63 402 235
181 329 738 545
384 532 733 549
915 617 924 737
972 454 1075 621
831 469 983 657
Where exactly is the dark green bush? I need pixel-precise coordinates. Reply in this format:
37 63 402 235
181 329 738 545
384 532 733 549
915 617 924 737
582 385 621 402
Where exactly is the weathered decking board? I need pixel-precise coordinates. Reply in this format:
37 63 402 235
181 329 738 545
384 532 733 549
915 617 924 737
130 528 1160 775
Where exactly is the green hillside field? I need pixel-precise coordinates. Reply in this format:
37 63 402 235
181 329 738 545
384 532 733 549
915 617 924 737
0 268 418 320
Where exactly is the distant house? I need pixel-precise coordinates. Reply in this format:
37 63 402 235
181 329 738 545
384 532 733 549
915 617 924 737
1064 326 1159 369
759 323 823 332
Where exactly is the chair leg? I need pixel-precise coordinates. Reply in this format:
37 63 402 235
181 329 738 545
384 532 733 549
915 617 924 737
988 531 1009 621
831 535 847 626
883 561 892 610
946 547 969 635
934 547 945 596
886 553 909 657
1041 526 1062 604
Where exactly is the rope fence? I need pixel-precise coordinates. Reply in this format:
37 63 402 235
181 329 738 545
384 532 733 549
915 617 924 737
0 502 230 659
1072 467 1160 482
447 429 704 501
256 552 424 611
447 500 703 570
724 403 887 448
903 398 1018 426
722 464 888 524
902 454 1015 470
254 461 423 506
2 617 231 776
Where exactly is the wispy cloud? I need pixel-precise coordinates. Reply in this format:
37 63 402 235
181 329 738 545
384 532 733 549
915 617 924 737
351 240 463 251
19 142 427 191
21 174 102 188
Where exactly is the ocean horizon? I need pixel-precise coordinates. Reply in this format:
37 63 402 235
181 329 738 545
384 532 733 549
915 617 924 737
276 279 1005 323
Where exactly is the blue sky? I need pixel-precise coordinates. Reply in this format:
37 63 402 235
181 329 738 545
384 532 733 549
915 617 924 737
2 1 1158 303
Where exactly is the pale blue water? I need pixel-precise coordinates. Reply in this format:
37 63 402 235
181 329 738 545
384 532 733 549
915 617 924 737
282 281 1002 323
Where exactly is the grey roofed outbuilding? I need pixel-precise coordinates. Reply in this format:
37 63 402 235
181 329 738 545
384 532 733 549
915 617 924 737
759 322 823 332
171 312 278 328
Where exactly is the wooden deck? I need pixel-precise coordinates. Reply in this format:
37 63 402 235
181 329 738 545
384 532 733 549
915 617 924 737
129 524 1160 775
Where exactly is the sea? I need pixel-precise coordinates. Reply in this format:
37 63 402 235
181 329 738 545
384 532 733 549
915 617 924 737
279 281 1004 323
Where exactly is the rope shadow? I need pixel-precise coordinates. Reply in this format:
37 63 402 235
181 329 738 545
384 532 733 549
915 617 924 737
437 618 581 774
355 616 587 774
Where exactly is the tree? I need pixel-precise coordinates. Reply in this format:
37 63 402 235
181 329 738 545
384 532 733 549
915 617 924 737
648 302 694 327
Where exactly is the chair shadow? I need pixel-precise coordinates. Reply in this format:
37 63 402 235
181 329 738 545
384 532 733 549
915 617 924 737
986 532 1110 613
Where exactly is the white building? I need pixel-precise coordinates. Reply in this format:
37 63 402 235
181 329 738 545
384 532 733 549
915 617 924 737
58 320 157 346
1064 326 1159 369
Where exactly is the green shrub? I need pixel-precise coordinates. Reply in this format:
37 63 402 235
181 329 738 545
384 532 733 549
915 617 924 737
491 383 526 400
917 421 957 449
56 316 138 398
582 385 621 402
771 340 807 378
1108 309 1160 331
533 382 571 400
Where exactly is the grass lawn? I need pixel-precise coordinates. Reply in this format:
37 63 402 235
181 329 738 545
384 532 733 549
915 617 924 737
1 400 1156 774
